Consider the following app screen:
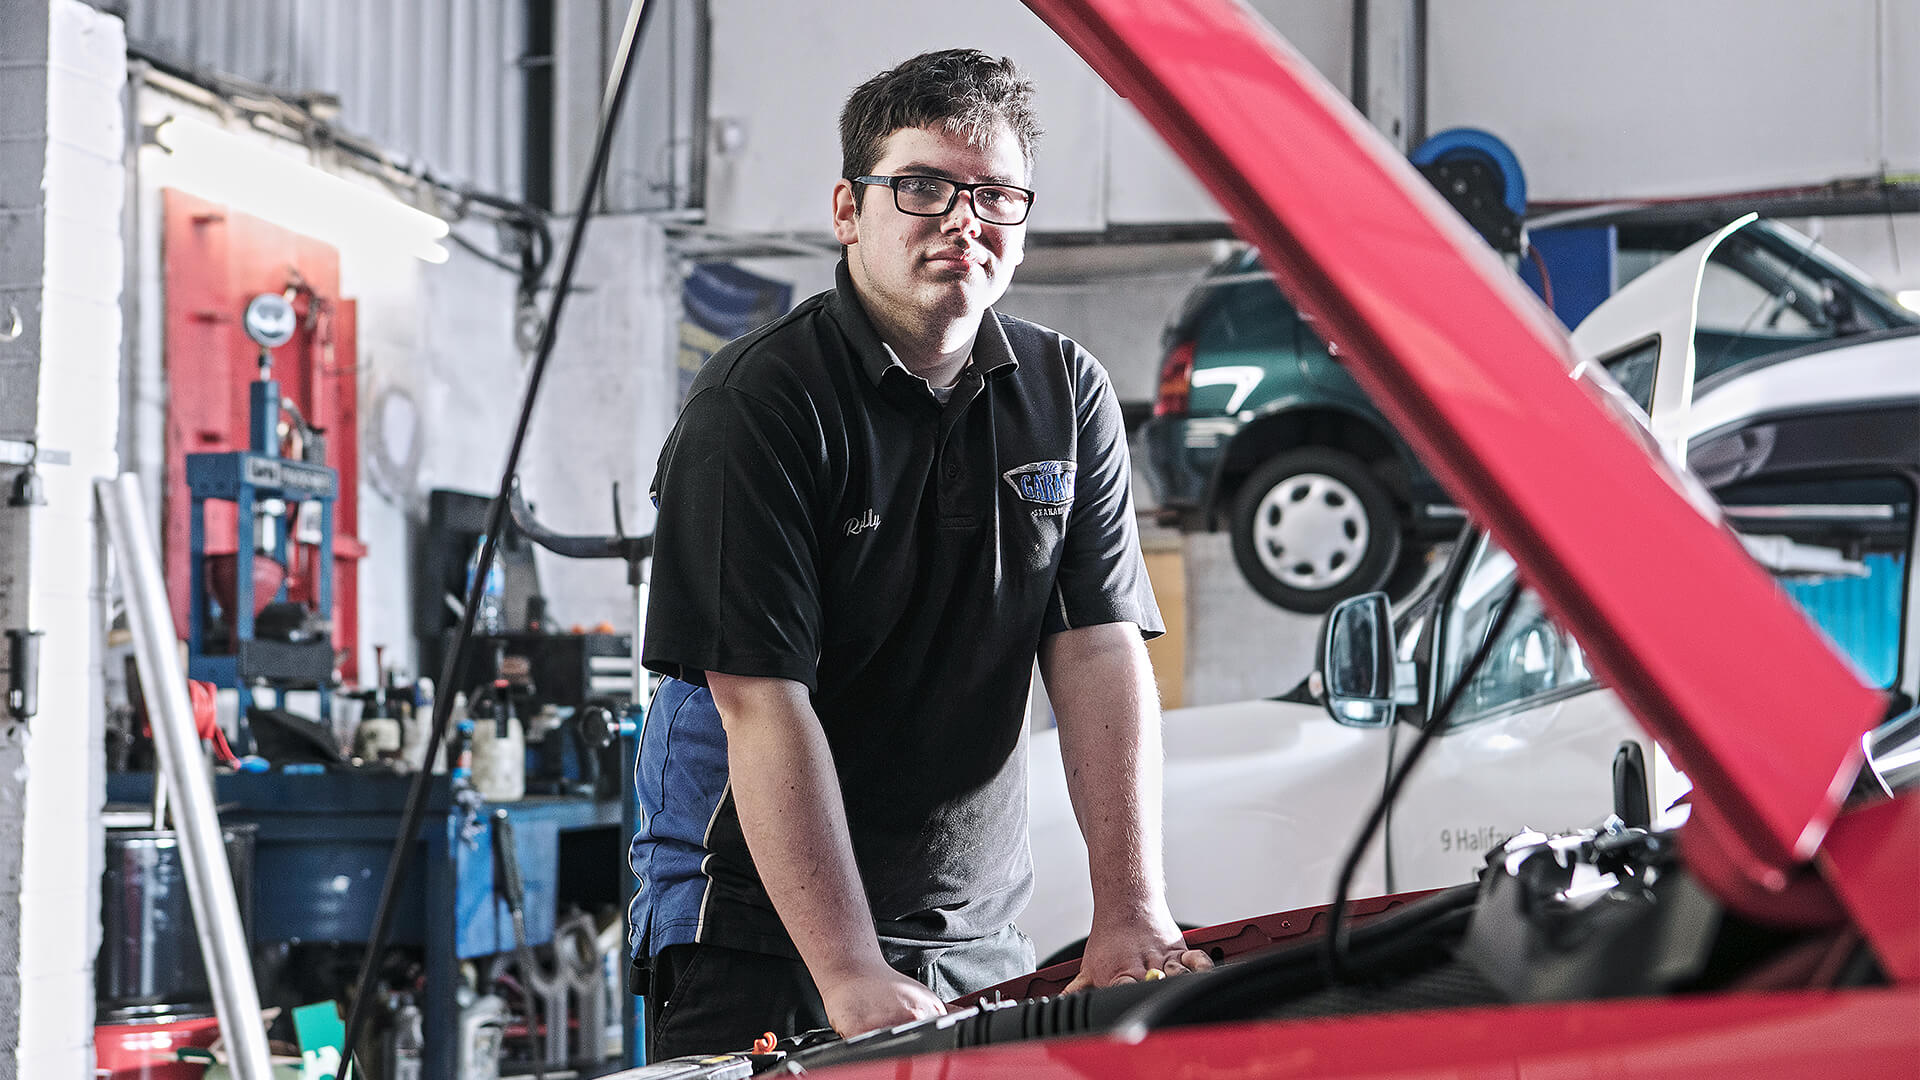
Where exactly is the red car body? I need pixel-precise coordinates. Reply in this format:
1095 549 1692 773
806 0 1918 1073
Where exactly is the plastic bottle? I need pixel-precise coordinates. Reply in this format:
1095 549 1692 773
401 678 435 772
353 711 402 762
471 690 526 802
431 690 468 775
389 993 424 1080
465 540 506 635
458 993 508 1080
452 713 476 785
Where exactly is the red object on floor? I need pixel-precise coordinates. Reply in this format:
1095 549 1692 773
94 1015 220 1079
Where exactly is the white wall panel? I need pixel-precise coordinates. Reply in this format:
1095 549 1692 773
1888 0 1919 176
704 1 1352 234
1103 99 1215 225
1102 0 1352 225
704 0 1109 233
1427 0 1908 202
3 3 124 1073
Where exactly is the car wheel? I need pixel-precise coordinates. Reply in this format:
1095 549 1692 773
1229 448 1403 613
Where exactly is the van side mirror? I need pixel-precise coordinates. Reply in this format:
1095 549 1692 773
1863 704 1920 796
1319 592 1396 727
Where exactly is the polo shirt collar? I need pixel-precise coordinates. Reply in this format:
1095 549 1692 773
829 258 1021 391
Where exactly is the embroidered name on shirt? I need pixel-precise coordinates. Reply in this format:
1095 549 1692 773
842 508 881 535
1003 460 1076 513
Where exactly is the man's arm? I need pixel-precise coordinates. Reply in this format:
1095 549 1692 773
706 672 947 1035
1038 622 1213 990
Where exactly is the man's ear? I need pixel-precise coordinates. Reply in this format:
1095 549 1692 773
831 179 860 246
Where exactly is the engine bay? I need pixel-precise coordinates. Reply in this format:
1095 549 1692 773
611 816 1884 1079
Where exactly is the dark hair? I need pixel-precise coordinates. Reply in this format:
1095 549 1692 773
840 49 1042 204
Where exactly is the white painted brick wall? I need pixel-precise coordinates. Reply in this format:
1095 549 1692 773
0 0 54 1065
0 1 126 1077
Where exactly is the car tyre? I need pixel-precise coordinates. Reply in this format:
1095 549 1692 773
1229 448 1403 613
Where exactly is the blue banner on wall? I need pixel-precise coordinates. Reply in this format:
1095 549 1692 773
678 264 793 405
1520 226 1616 330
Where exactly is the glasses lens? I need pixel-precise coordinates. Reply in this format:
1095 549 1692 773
893 176 957 215
971 185 1031 225
886 177 1032 224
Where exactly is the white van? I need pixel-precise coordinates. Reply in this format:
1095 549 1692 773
1021 217 1920 962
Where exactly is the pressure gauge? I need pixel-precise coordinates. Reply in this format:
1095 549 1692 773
243 293 297 349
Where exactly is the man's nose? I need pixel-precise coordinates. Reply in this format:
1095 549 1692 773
942 192 983 235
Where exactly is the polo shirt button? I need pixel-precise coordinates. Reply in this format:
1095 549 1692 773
944 462 960 479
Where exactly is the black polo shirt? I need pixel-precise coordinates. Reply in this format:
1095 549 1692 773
635 260 1161 959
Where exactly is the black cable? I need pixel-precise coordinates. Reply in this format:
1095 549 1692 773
457 187 557 278
1322 579 1525 982
447 227 527 276
452 187 558 297
134 44 536 246
336 1 655 1073
1526 243 1554 312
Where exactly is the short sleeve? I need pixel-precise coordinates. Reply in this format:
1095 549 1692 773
643 385 826 690
1043 347 1164 639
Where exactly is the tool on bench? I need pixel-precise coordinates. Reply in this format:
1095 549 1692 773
507 478 653 718
491 810 546 1080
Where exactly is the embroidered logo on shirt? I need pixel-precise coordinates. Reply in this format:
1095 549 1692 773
842 508 881 536
1002 461 1076 510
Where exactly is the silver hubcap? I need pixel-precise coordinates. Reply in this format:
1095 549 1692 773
1251 471 1371 591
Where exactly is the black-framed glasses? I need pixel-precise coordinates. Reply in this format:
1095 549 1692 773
851 174 1035 226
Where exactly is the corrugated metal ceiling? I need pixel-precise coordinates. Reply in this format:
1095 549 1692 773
92 0 531 200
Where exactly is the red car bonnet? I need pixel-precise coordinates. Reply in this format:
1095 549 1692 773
1023 0 1913 972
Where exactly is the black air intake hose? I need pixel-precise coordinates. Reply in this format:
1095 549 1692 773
780 885 1481 1073
776 978 1163 1072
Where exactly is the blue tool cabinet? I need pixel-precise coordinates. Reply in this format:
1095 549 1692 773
107 770 643 1077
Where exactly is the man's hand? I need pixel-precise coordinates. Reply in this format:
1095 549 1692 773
1063 914 1214 993
818 964 948 1038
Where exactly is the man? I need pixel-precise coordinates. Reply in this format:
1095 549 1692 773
632 48 1210 1060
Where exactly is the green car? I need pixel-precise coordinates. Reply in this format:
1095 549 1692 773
1142 219 1917 613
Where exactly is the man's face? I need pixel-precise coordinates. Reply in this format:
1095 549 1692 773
832 122 1029 329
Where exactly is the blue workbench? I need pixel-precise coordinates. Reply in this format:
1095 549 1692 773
106 770 639 1077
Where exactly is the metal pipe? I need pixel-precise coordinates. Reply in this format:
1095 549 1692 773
151 770 168 831
97 473 274 1079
